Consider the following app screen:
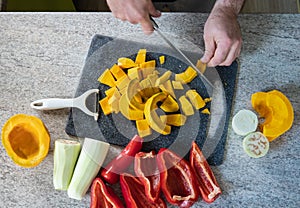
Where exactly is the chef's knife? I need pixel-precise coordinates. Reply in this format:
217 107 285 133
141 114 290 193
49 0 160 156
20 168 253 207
150 17 214 92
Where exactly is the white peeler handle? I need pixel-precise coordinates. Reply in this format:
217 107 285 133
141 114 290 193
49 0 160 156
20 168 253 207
30 98 74 110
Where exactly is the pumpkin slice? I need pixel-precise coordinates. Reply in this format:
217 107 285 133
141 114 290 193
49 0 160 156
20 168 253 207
127 66 142 80
175 66 197 84
140 64 156 79
118 57 137 69
155 70 172 86
172 81 184 90
105 86 118 99
110 64 126 80
119 94 144 120
201 108 210 114
136 119 152 137
1 114 50 168
115 75 130 91
160 95 179 112
179 95 194 116
186 89 206 110
160 114 186 126
251 90 294 141
126 78 145 111
159 55 165 64
99 97 112 115
135 49 147 64
159 80 175 98
144 92 171 135
98 69 116 87
196 60 207 74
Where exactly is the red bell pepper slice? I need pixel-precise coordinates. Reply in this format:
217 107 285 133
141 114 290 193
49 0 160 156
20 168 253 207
190 141 222 203
134 151 160 203
101 135 143 184
90 177 124 208
157 148 199 208
120 173 166 208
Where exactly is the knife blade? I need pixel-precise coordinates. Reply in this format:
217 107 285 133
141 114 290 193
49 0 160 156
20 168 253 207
150 17 214 92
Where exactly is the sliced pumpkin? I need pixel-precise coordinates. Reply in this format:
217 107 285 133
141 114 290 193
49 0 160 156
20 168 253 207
175 66 197 84
159 55 165 64
186 89 206 110
119 94 144 120
159 80 175 98
160 95 179 112
251 90 294 141
140 60 156 69
1 114 50 168
115 75 130 91
127 66 142 80
110 64 126 80
105 86 118 99
99 97 112 115
144 92 171 135
160 114 186 126
118 57 137 69
179 95 195 116
136 119 152 137
172 81 184 90
135 49 147 64
155 70 172 86
196 60 207 74
126 78 145 111
97 49 212 137
201 108 210 114
98 69 116 87
147 73 159 87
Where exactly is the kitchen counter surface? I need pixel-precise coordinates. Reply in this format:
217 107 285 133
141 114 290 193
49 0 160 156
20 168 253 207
0 13 299 208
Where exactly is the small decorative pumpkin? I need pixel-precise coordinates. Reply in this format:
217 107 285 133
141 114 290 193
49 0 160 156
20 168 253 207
1 114 50 168
251 90 294 141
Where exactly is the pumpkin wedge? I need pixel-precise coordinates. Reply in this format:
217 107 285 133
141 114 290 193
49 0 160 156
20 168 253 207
2 114 50 168
251 90 294 141
144 92 171 135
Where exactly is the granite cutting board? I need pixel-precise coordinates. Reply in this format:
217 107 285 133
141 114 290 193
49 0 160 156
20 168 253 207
65 34 238 165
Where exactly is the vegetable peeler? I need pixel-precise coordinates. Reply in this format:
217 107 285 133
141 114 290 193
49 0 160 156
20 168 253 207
30 89 99 120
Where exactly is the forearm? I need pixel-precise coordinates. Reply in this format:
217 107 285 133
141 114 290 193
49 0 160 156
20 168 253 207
213 0 245 16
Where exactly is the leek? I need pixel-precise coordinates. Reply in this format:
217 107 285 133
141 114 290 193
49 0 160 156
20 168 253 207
53 139 81 190
67 138 110 200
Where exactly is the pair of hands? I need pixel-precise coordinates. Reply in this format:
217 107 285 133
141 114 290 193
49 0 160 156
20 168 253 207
107 0 242 67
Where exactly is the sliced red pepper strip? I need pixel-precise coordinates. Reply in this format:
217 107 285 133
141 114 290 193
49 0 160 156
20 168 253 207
120 173 166 208
101 135 143 184
90 177 124 208
134 151 160 203
157 148 199 208
190 141 222 203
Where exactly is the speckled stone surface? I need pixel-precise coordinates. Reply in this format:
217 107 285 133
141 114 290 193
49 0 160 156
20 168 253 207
0 13 299 208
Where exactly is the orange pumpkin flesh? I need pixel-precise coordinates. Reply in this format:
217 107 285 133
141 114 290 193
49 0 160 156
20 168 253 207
251 90 294 141
2 114 50 168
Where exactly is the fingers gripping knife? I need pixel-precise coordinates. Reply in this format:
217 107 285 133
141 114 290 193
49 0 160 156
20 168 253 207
31 89 99 121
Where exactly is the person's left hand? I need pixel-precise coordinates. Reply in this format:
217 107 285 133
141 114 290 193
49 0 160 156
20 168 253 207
201 5 242 67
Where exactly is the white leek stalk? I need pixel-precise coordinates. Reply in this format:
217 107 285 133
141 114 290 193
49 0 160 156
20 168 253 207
67 138 110 200
53 139 81 190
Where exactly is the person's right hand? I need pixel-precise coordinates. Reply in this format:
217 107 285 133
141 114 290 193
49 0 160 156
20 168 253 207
106 0 161 34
